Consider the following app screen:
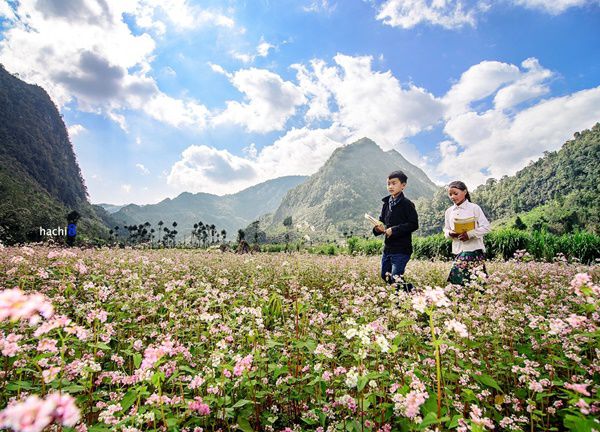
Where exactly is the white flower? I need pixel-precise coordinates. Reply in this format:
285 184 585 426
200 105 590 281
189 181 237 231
345 328 357 339
423 287 451 308
446 319 469 338
345 368 359 388
375 335 390 352
412 295 427 313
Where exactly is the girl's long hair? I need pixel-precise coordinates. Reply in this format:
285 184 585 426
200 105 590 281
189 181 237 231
448 180 472 202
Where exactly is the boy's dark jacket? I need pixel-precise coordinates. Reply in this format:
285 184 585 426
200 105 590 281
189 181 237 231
373 192 419 254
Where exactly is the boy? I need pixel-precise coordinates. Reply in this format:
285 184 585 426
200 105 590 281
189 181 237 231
373 170 419 291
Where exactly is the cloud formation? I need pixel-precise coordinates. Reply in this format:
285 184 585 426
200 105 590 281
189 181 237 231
213 68 306 133
373 0 599 29
0 0 228 130
175 54 600 195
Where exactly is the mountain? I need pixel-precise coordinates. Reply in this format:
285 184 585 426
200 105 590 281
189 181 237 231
108 175 308 240
0 64 107 244
266 138 438 238
416 123 600 235
97 203 126 214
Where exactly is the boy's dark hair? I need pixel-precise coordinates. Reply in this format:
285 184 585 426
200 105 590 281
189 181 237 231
448 180 472 202
388 170 407 183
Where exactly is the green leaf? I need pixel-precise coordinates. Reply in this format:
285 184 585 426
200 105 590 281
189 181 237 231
473 373 502 392
448 415 463 428
133 353 142 369
563 414 595 432
121 390 137 411
357 376 369 392
60 384 86 393
179 365 197 374
418 412 449 429
232 399 253 409
237 416 254 432
88 426 111 432
5 381 35 391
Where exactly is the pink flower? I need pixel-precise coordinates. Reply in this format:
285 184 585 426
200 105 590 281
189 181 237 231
575 399 590 415
0 333 22 357
0 395 54 432
0 393 80 432
42 367 61 383
565 383 591 397
37 338 58 353
189 374 205 389
188 397 210 415
233 354 253 376
0 289 54 325
46 393 80 426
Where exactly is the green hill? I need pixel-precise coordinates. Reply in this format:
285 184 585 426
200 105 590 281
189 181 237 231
267 137 438 239
0 64 107 244
416 123 600 236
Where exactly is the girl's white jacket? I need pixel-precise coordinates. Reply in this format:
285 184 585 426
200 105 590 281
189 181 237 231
444 200 491 254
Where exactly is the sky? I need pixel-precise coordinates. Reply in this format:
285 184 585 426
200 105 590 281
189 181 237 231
0 0 599 205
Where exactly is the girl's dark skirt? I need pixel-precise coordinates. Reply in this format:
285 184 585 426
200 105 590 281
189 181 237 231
448 249 487 285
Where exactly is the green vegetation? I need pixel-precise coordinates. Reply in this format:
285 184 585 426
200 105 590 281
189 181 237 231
416 123 600 236
259 229 600 263
0 64 107 245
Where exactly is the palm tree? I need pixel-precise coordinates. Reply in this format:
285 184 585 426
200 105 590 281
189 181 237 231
193 223 199 247
220 229 227 244
210 224 216 244
158 221 164 247
172 222 178 246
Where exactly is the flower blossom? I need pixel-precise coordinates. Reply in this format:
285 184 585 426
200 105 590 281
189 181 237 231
0 288 54 324
0 393 80 432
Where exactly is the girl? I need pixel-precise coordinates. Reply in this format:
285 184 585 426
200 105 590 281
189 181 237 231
444 181 491 285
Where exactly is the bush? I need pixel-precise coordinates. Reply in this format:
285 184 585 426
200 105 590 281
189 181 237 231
413 234 452 259
485 229 530 260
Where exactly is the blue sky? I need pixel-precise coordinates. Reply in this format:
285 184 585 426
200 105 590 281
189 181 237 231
1 0 599 204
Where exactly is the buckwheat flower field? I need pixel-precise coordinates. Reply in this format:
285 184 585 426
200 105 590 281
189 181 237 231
1 246 598 432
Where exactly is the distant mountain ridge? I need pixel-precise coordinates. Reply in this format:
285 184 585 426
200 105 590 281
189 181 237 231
266 138 438 237
108 175 309 238
97 203 126 214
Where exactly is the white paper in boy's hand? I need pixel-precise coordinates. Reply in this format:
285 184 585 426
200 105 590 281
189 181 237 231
364 213 384 226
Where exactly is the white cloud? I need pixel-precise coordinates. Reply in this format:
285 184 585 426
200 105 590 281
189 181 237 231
209 62 231 78
0 1 15 20
230 51 254 64
372 0 598 30
493 58 553 111
136 163 150 175
295 54 444 156
167 124 353 195
437 86 600 187
67 124 86 137
511 0 599 14
167 145 258 195
121 184 132 193
443 60 521 117
0 0 221 131
375 0 478 29
293 59 336 122
213 68 306 133
162 66 177 77
229 37 276 64
303 0 337 14
129 0 235 34
257 39 275 58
